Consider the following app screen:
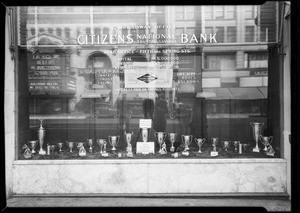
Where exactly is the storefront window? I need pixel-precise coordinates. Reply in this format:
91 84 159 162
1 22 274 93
16 4 279 160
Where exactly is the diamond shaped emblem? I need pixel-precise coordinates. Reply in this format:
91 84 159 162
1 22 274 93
137 74 158 83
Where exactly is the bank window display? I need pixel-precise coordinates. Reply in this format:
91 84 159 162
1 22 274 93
17 4 278 160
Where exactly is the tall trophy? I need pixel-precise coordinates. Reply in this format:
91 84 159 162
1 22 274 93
108 135 120 151
66 141 75 153
57 142 63 152
250 122 264 152
221 141 231 152
141 128 149 142
125 132 134 157
211 137 219 156
28 140 38 154
87 138 94 153
76 142 86 156
154 132 167 154
259 136 275 156
37 120 46 155
233 141 240 152
181 135 193 155
96 139 105 154
195 138 206 153
168 133 177 152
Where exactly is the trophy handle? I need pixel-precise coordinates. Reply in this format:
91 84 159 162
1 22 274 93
189 135 193 144
269 136 273 144
154 132 158 141
116 136 120 145
181 135 184 143
203 138 206 144
194 138 198 143
108 136 112 146
163 132 167 141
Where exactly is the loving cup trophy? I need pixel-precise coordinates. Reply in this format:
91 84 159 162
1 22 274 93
250 122 264 152
108 135 120 151
221 141 231 152
168 133 177 152
66 141 75 153
195 138 206 153
181 135 193 155
154 132 167 154
87 138 94 153
57 142 63 152
28 140 38 154
233 141 240 152
96 139 105 154
259 135 275 156
76 142 87 156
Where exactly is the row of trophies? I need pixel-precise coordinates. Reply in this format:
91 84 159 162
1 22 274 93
23 120 275 158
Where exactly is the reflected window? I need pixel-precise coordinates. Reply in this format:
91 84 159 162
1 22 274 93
205 6 213 19
205 54 236 70
227 26 237 42
215 6 224 19
245 26 255 42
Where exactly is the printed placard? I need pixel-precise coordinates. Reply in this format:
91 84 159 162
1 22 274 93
136 142 155 154
139 119 152 129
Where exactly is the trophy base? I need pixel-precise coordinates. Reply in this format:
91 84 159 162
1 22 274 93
79 153 86 156
170 147 175 152
252 147 260 152
101 153 109 157
210 151 218 157
127 152 133 158
39 150 46 155
181 151 189 156
136 142 155 154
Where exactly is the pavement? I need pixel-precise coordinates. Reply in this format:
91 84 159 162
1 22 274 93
5 196 292 211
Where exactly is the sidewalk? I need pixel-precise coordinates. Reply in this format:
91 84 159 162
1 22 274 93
6 197 291 211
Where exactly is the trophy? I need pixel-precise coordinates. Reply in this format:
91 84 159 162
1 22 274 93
259 136 275 156
108 135 120 151
195 138 206 153
211 137 219 156
37 120 46 155
125 132 134 157
233 141 240 152
141 128 149 142
242 143 250 151
181 135 193 154
22 144 32 159
250 122 264 152
57 142 63 152
76 142 86 156
96 139 105 154
87 138 94 153
168 133 177 152
154 132 167 154
28 140 38 154
66 141 75 153
50 145 56 154
221 141 231 152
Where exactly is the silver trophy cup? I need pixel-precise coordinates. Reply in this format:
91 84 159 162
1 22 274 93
57 142 63 152
168 133 177 152
87 138 94 153
233 141 240 152
66 141 75 153
211 137 219 152
141 128 149 142
221 141 231 151
96 139 105 154
259 136 275 156
195 138 206 153
125 132 134 157
181 135 193 152
28 140 38 154
37 119 46 155
154 132 167 154
108 135 120 151
250 122 264 152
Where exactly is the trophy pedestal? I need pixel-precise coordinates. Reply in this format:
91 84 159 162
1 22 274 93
136 142 155 154
170 147 175 152
38 149 46 155
127 152 133 158
101 153 109 157
266 152 275 156
252 147 260 152
210 151 218 156
79 152 86 156
181 151 189 156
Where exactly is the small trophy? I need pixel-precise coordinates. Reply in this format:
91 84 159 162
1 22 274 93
102 139 108 157
168 133 177 152
66 141 75 153
259 136 275 156
96 139 105 154
221 141 231 152
76 142 86 156
242 143 250 151
125 132 134 157
37 120 46 155
195 138 206 153
181 135 193 155
233 141 240 152
50 145 56 154
154 132 167 154
57 142 63 152
108 135 120 151
87 138 94 153
28 140 38 154
250 122 264 152
141 128 149 142
22 144 32 159
211 137 219 156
